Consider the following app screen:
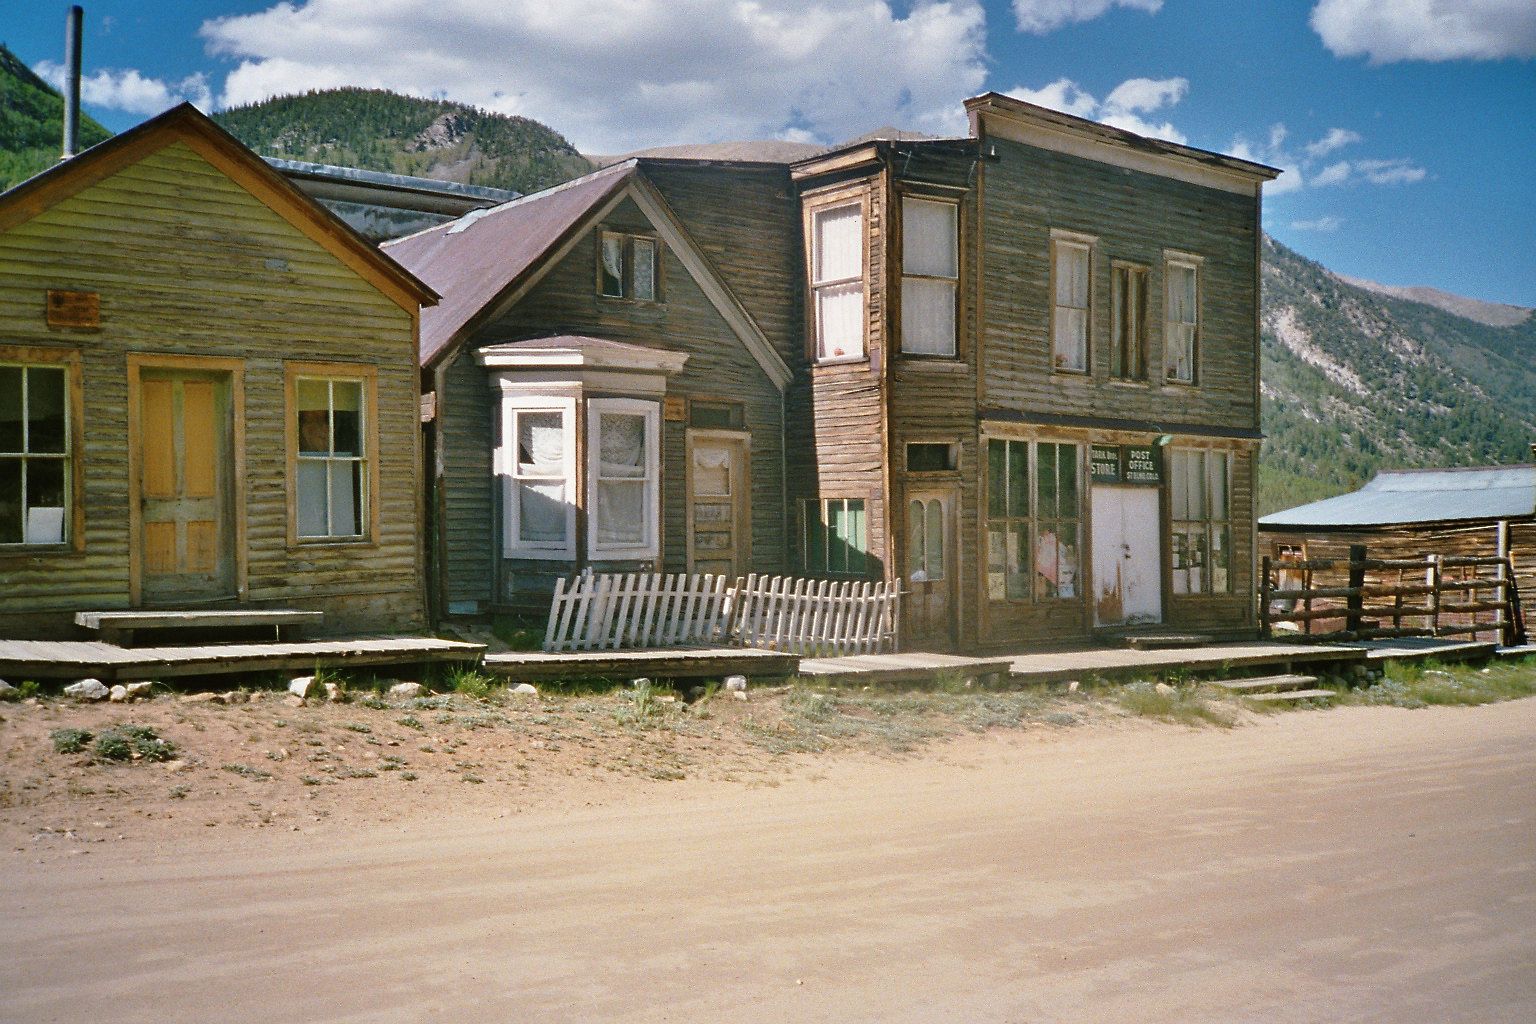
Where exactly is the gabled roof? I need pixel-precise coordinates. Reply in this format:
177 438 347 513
384 162 792 390
1259 466 1536 530
0 103 436 314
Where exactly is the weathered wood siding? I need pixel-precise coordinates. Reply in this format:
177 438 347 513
438 347 497 611
444 195 786 607
0 142 424 637
787 172 890 580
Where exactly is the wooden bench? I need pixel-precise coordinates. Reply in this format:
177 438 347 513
74 610 324 647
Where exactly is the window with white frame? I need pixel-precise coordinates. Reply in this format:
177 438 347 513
901 197 958 356
1165 257 1200 383
598 231 659 301
295 377 368 539
1051 237 1091 372
1111 263 1148 380
0 362 70 545
587 398 660 558
811 202 865 361
1170 448 1231 594
501 397 576 558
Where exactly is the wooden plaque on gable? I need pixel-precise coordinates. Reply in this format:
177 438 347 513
46 289 100 329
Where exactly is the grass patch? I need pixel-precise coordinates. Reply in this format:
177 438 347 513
221 762 273 781
1114 681 1237 728
442 666 498 699
94 725 177 762
50 727 94 754
1341 657 1536 709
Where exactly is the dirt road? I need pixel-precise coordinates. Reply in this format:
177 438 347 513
4 700 1534 1023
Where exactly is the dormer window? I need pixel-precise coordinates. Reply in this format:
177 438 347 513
811 202 865 362
598 231 658 301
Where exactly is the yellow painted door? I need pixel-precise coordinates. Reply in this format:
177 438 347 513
688 435 749 578
139 372 233 602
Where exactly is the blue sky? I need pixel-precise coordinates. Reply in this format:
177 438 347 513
7 1 1534 306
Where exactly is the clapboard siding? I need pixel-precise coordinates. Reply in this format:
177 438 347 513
978 136 1260 430
0 141 424 637
439 348 497 608
443 194 786 605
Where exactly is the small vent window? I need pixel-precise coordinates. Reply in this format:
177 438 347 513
906 442 956 473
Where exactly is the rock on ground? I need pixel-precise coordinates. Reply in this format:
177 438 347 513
724 675 747 692
288 676 315 699
389 682 424 699
512 683 539 696
109 684 130 702
64 679 109 701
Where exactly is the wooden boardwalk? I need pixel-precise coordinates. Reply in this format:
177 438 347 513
1005 641 1366 685
798 652 1014 686
0 636 484 681
484 646 800 682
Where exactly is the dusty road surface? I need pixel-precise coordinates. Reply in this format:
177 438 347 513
4 700 1534 1023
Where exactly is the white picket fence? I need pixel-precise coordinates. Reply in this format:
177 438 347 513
543 570 900 655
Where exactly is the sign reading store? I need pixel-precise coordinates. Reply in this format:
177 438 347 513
1090 443 1163 485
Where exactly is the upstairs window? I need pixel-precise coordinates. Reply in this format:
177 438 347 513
811 203 865 361
1111 264 1148 380
1171 448 1231 594
803 497 867 575
1165 257 1200 383
598 231 659 301
295 375 370 540
0 363 71 546
901 198 958 356
1051 236 1092 373
587 398 660 558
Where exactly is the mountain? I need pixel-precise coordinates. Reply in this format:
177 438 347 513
212 88 591 195
1259 235 1536 516
0 43 112 190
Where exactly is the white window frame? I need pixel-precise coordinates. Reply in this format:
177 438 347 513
499 394 577 560
1164 250 1203 384
900 196 959 357
1050 229 1095 374
586 397 661 560
294 375 370 541
810 200 867 363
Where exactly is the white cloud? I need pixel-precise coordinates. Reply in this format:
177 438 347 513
200 0 988 153
1291 215 1344 232
1311 160 1352 187
1303 127 1361 159
1354 157 1428 185
1013 0 1162 35
1005 74 1188 143
1311 0 1536 63
36 61 211 115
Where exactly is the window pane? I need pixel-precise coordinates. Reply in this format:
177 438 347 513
331 380 363 457
926 499 944 581
1036 443 1057 518
903 198 957 277
297 379 330 455
598 413 646 477
1007 441 1028 519
690 401 743 430
901 278 956 355
519 481 567 543
1211 524 1230 593
600 235 624 296
331 459 363 536
1209 453 1229 520
26 367 67 454
907 443 953 473
1053 308 1087 371
517 411 564 474
0 460 20 543
692 446 730 496
1007 523 1030 600
1055 244 1088 307
1171 451 1191 520
814 205 862 283
848 501 866 575
1168 265 1197 322
0 367 22 453
297 460 329 537
632 238 657 300
817 281 865 360
987 440 1006 518
597 480 645 545
1057 445 1079 520
907 499 926 580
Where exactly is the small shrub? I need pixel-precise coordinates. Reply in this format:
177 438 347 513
51 728 94 754
341 722 372 734
445 667 496 699
95 725 177 762
168 785 190 799
2 680 40 701
399 771 419 781
358 697 388 710
337 765 378 779
397 715 424 730
221 762 273 781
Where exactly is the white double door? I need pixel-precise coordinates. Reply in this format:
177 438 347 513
1091 485 1162 627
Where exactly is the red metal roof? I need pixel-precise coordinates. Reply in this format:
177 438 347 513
383 161 636 366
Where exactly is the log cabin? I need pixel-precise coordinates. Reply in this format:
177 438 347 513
387 94 1280 651
0 104 437 638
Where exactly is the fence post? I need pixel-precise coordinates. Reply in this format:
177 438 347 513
1259 555 1272 639
1345 543 1367 638
1428 555 1442 637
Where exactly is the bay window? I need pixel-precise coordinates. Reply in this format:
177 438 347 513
901 197 958 356
0 362 71 546
811 202 865 361
501 397 576 558
587 398 660 558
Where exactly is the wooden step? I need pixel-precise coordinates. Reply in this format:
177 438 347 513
1121 632 1214 650
75 609 323 646
1244 688 1337 703
1208 674 1319 693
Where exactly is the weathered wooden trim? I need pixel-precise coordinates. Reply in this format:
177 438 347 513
684 428 752 575
0 344 85 557
978 408 1264 441
125 353 247 606
281 360 383 549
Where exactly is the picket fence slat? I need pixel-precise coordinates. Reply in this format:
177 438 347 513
542 570 900 654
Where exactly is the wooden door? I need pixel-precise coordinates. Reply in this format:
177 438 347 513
138 371 234 603
687 432 749 577
904 490 956 650
1091 485 1162 626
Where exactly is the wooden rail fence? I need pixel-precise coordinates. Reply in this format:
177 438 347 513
544 571 901 655
1260 547 1526 645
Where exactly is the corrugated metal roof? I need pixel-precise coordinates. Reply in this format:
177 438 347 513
382 161 636 365
1259 466 1536 529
